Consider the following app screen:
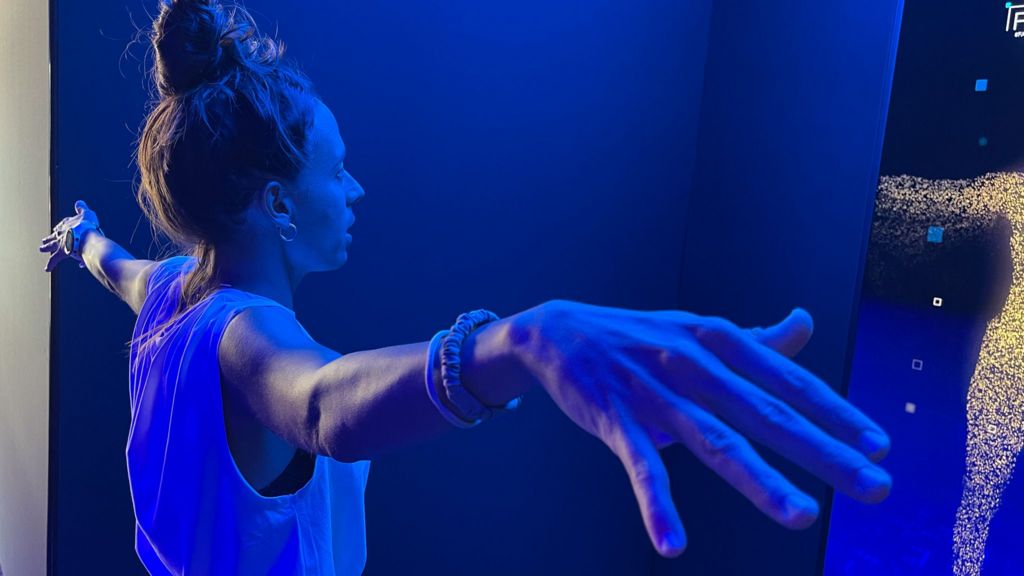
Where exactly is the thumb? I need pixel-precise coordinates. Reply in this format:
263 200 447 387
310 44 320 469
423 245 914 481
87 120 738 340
748 307 814 358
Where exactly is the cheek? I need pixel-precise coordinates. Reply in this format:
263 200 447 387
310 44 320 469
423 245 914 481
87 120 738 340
318 186 347 226
305 187 345 232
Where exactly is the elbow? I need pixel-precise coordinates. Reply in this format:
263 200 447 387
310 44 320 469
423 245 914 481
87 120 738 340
306 373 366 464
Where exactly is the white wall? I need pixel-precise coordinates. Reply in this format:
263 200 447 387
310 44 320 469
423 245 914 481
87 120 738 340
0 0 51 573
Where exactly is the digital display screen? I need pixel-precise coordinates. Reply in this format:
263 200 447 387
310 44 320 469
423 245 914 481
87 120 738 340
823 2 1024 575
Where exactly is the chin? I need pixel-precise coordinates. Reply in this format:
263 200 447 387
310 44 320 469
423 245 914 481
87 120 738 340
308 251 347 273
334 251 349 268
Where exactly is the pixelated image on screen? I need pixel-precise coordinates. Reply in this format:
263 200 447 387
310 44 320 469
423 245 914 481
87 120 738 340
823 2 1024 575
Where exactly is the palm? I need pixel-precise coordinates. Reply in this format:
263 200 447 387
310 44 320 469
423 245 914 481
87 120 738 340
38 200 100 271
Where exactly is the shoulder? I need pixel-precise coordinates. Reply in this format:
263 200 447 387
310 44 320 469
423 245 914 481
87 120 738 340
152 255 196 283
217 304 344 456
218 305 341 399
129 256 196 315
136 255 196 299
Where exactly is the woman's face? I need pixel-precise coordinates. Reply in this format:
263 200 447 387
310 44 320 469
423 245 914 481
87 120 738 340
281 99 365 273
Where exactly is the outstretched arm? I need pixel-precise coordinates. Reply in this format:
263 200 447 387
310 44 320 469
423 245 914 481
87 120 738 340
224 300 893 559
78 230 158 315
39 200 159 315
218 304 532 466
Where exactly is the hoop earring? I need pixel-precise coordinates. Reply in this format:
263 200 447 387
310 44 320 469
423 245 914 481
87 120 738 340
278 222 298 242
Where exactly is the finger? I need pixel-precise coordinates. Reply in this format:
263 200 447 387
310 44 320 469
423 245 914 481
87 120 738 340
44 251 63 272
39 236 60 252
698 318 890 463
661 393 819 529
747 308 814 358
677 344 892 504
53 214 78 235
609 415 687 558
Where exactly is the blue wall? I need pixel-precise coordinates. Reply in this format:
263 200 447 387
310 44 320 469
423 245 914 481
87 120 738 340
662 2 904 575
52 1 709 573
52 1 916 573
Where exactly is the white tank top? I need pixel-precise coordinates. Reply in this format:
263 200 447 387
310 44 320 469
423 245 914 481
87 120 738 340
126 256 371 575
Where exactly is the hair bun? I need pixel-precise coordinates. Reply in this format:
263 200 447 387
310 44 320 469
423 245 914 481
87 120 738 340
150 0 283 97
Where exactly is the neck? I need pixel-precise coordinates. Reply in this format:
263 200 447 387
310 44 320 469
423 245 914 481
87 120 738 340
210 237 302 311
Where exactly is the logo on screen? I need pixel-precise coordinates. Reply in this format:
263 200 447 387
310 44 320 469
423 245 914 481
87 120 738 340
1007 3 1024 37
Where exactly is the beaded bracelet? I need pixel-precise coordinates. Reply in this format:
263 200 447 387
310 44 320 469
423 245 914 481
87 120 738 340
424 309 524 428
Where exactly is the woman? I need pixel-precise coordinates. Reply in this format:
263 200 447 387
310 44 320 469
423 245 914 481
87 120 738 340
38 0 892 573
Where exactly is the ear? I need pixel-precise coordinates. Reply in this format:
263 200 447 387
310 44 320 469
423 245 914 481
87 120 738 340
261 181 295 228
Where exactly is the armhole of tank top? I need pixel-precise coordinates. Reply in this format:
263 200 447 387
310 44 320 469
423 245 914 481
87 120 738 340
218 299 321 501
139 256 193 319
132 260 183 361
138 260 171 320
152 255 192 288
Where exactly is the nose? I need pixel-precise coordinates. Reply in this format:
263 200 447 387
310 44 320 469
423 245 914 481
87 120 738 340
347 175 366 207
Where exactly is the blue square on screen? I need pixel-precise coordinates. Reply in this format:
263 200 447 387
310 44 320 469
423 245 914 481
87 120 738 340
976 79 989 92
927 226 944 243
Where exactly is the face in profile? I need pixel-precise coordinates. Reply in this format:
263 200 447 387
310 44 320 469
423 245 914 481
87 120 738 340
275 99 365 274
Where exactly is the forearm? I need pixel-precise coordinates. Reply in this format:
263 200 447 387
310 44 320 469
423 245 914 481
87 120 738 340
312 306 543 462
78 228 134 296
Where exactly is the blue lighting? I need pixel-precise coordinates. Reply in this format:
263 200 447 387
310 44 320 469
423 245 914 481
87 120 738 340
979 136 989 147
927 226 944 243
975 78 988 92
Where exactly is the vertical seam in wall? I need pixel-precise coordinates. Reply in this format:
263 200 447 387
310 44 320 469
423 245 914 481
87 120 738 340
662 1 717 569
660 0 718 569
46 0 59 571
675 0 717 312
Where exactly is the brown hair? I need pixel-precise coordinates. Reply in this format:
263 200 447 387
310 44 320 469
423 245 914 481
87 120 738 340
129 0 318 354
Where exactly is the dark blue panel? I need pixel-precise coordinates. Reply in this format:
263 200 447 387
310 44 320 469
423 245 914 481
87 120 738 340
671 2 904 575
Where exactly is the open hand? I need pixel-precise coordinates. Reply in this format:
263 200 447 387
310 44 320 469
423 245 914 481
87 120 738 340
517 300 891 558
39 200 100 271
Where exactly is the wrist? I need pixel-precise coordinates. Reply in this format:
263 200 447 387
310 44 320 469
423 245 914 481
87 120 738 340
459 312 539 407
505 299 563 384
77 226 105 262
